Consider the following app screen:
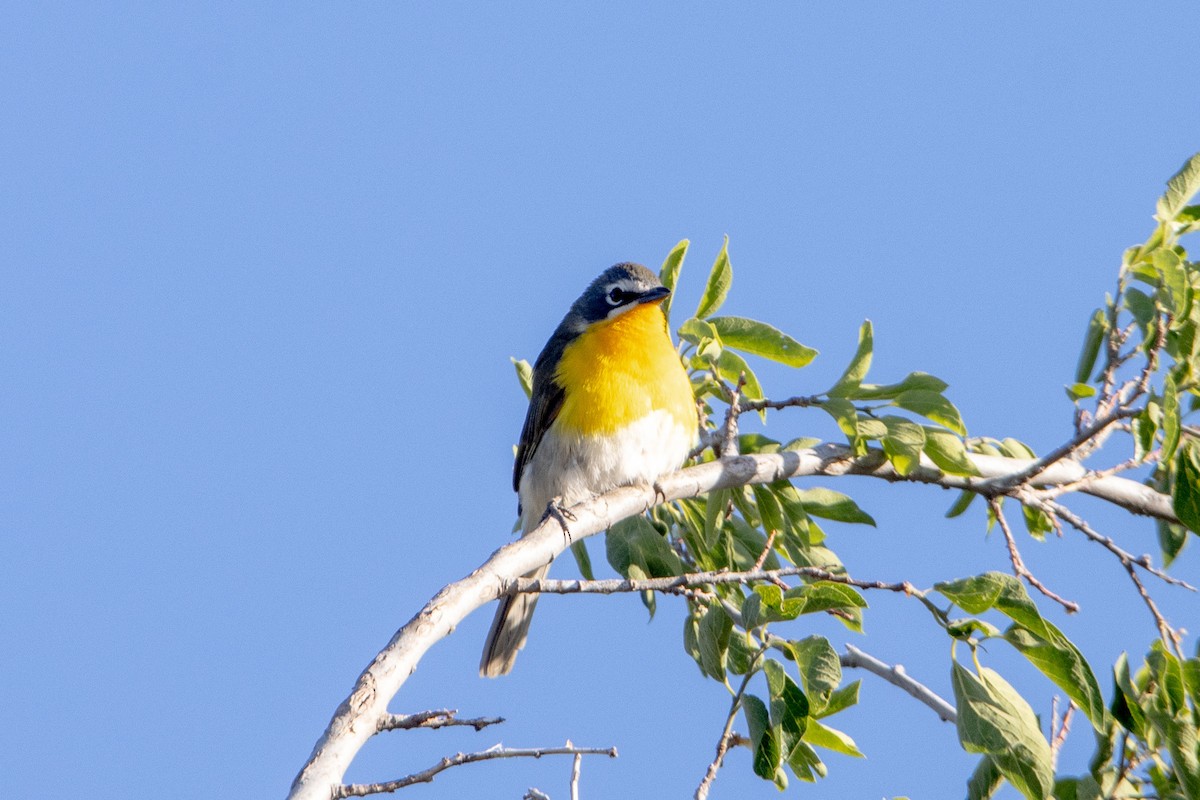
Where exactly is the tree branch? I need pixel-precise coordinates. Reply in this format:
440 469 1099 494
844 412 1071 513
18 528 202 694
840 643 957 724
502 566 923 599
334 744 617 798
694 645 766 800
376 709 504 733
288 445 1176 799
989 498 1080 613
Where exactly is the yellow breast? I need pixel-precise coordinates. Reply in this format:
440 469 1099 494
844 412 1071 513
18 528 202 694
554 303 696 436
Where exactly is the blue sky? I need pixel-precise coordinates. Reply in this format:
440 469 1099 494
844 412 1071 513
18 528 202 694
3 4 1198 799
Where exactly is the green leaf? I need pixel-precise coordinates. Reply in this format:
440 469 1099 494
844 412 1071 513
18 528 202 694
1004 626 1108 733
1111 652 1146 737
606 516 683 616
788 635 843 703
952 661 1054 800
1157 152 1200 222
853 371 949 400
793 487 876 525
1172 443 1200 534
726 629 757 675
694 236 732 319
682 613 703 675
714 349 764 402
946 490 977 518
895 390 967 435
1124 287 1157 326
1157 520 1188 568
966 755 1004 800
658 239 689 322
677 316 719 346
606 516 682 578
924 428 981 476
1154 249 1190 318
786 740 825 782
803 719 864 757
752 484 785 535
764 659 810 747
1133 403 1159 461
881 415 926 476
742 693 782 780
820 397 860 442
1162 375 1181 464
938 573 1106 732
697 603 732 681
569 540 594 581
1075 309 1108 384
828 320 874 397
1065 383 1096 402
1021 503 1054 541
708 316 817 367
816 680 860 719
511 357 533 399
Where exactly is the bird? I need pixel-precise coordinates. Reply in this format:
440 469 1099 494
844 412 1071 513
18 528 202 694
479 262 698 677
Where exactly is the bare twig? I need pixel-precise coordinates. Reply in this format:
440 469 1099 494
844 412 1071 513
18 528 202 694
504 566 924 600
741 393 823 412
752 530 777 572
1125 563 1184 658
840 644 956 723
334 744 617 798
719 372 746 458
979 408 1140 492
1022 496 1187 657
1030 498 1195 591
569 751 582 800
694 645 767 800
1049 698 1076 769
376 709 504 733
1032 453 1156 502
989 498 1080 613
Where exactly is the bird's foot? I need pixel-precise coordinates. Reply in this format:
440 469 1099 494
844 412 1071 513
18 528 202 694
543 497 576 542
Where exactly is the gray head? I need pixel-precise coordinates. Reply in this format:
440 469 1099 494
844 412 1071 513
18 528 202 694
567 262 669 328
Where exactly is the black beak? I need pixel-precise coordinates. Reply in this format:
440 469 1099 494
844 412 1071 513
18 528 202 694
637 286 671 305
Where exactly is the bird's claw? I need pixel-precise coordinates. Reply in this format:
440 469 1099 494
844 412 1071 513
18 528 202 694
543 497 576 542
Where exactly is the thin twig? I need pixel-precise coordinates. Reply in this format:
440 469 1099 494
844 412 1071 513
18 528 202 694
719 372 746 458
741 394 824 412
1031 498 1195 591
979 408 1140 491
505 566 926 600
376 709 504 733
1050 699 1076 770
1124 563 1184 658
1033 453 1156 502
569 751 582 800
335 744 618 798
989 498 1080 613
840 644 957 723
752 530 777 572
694 645 767 800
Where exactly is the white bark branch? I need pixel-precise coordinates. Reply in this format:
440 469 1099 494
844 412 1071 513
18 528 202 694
288 445 1173 799
840 644 957 723
335 744 616 798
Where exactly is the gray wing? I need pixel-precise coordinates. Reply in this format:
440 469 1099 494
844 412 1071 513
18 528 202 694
513 369 564 496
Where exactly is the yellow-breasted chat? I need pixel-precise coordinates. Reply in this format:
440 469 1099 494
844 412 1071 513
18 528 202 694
480 263 698 677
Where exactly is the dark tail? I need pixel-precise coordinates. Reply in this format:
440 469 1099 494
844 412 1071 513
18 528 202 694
479 563 550 677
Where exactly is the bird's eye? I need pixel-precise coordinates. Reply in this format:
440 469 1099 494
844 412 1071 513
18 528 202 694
605 287 626 306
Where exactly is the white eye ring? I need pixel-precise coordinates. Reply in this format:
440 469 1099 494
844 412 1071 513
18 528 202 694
605 287 626 306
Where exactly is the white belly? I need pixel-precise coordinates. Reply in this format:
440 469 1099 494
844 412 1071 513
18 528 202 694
517 409 695 532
